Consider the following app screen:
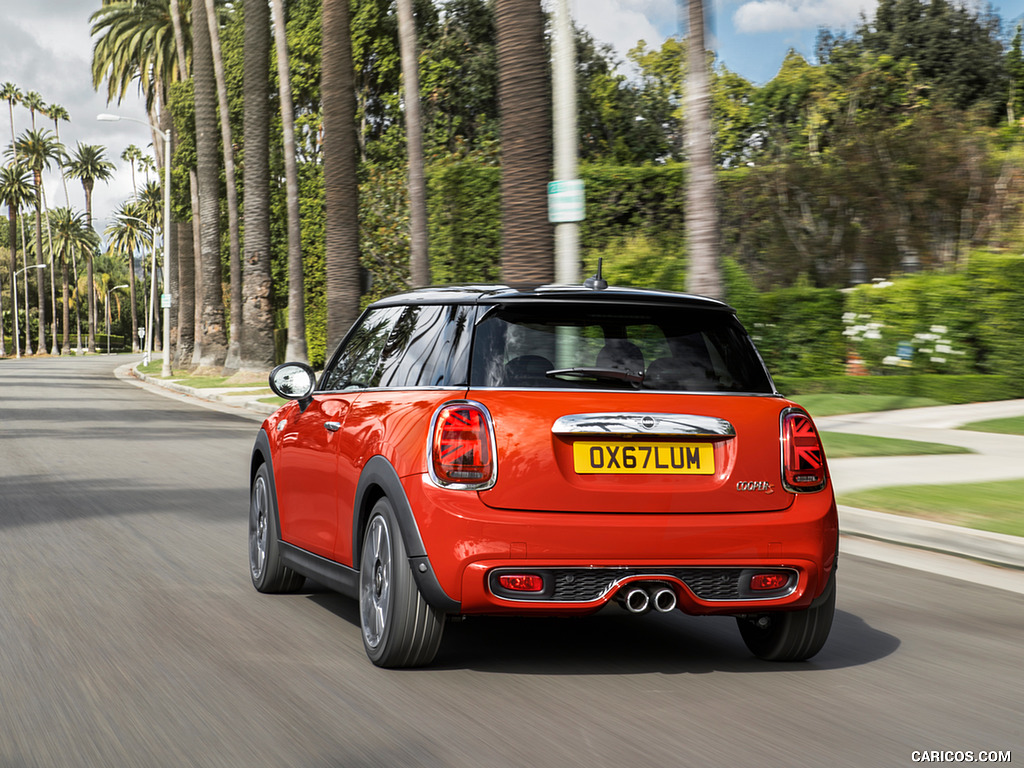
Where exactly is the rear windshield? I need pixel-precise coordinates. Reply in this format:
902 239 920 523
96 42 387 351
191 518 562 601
469 302 774 393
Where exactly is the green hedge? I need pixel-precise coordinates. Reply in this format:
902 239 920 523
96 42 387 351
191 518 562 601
969 252 1024 382
774 374 1022 402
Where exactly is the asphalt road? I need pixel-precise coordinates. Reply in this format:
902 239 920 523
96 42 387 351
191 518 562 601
1 356 1021 768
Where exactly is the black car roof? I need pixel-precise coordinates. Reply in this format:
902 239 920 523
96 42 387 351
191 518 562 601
367 284 735 312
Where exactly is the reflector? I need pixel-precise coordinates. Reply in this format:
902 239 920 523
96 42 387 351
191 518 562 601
498 574 544 592
750 573 790 591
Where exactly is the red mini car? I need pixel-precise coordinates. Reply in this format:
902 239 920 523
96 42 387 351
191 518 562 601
249 283 838 667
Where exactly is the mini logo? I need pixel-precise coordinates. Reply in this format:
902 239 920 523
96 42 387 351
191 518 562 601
640 416 657 430
736 481 775 494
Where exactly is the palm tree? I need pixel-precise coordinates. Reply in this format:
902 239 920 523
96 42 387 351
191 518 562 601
46 104 72 206
495 0 554 285
240 0 275 372
46 208 99 354
2 82 22 150
683 0 721 298
138 179 164 351
91 0 180 113
272 0 307 363
11 128 64 353
322 0 363 343
168 0 197 369
91 0 189 363
192 0 228 369
121 144 144 199
0 162 35 357
202 0 244 372
106 201 153 352
65 143 116 353
397 0 430 288
22 91 45 130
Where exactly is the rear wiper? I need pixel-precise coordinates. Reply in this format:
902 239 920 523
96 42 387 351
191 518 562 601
546 367 645 387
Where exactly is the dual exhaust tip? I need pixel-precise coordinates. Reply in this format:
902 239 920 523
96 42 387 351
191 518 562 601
619 584 677 615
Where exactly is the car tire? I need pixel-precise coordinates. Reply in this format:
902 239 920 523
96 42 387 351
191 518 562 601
736 569 836 662
359 498 444 668
249 463 305 593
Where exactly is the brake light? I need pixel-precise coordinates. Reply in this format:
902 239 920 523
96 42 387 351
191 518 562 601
430 402 496 489
781 409 827 493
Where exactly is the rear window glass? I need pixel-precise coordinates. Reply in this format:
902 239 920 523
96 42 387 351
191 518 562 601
469 302 773 393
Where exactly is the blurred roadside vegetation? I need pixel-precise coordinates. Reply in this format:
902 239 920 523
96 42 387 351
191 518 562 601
145 0 1024 367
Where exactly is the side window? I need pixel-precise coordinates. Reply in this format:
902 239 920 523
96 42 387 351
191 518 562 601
320 306 403 391
378 304 473 388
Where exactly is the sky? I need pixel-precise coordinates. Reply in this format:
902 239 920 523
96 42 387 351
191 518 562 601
3 0 1024 236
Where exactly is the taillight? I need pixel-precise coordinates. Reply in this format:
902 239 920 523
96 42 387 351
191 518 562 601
781 408 827 493
430 401 496 489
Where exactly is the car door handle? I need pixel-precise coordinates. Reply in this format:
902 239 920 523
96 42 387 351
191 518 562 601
324 421 342 432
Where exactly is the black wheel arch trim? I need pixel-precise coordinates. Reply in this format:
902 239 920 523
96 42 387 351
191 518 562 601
251 429 282 541
354 455 461 614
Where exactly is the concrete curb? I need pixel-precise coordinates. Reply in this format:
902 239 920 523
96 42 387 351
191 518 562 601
120 361 1024 572
839 506 1024 570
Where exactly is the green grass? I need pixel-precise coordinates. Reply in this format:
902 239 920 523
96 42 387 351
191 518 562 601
819 432 971 459
839 479 1024 537
259 396 287 407
790 393 945 417
959 415 1024 436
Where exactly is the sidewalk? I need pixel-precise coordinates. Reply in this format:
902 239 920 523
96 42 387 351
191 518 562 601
119 361 1024 573
819 400 1024 570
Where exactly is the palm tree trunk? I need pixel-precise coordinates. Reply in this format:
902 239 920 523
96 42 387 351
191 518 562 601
170 0 203 370
175 220 195 367
19 215 32 355
9 207 20 357
240 0 276 372
397 0 430 288
204 0 243 374
128 253 139 352
322 0 362 343
61 248 71 355
192 0 228 370
84 181 97 353
271 0 308 363
32 177 45 353
684 0 721 298
495 0 554 285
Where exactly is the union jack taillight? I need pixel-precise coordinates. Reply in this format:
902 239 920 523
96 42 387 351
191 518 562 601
429 401 496 490
781 408 827 493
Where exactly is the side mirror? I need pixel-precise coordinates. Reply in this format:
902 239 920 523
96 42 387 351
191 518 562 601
269 362 316 410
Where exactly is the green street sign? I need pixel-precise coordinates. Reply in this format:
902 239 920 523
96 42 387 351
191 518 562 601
548 179 585 223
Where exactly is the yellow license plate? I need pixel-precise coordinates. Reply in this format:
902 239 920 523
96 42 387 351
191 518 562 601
572 442 714 475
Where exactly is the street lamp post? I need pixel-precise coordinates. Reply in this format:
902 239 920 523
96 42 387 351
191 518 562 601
11 263 47 359
97 113 172 377
104 284 129 355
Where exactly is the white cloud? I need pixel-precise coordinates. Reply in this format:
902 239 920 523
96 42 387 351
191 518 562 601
570 0 670 63
733 0 875 34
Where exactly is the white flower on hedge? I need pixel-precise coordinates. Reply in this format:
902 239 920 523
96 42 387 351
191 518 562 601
842 312 856 323
931 325 948 335
882 356 902 366
936 343 952 354
931 356 946 363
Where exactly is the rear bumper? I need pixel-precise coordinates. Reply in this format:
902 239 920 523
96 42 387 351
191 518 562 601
402 474 839 616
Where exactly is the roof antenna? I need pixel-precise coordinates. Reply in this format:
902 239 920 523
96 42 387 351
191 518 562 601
584 258 608 291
